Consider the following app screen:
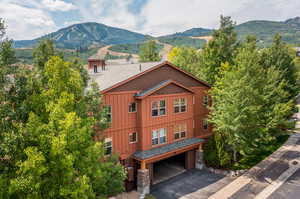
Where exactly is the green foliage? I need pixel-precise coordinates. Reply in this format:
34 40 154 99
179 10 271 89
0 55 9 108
0 40 16 66
33 40 56 70
209 37 294 167
139 40 161 62
167 47 201 75
1 36 126 198
158 37 206 49
144 194 156 199
199 15 238 85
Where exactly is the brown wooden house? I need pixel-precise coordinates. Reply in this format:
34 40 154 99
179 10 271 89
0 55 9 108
88 58 212 193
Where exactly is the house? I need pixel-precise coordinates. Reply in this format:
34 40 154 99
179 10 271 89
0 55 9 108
88 57 212 194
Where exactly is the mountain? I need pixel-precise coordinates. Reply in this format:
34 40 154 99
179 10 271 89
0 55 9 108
235 19 300 45
14 22 146 49
161 28 213 38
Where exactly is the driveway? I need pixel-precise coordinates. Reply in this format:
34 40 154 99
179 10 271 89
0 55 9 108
151 169 234 199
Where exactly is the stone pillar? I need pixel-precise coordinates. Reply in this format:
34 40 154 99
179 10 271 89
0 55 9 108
137 169 150 197
195 144 204 170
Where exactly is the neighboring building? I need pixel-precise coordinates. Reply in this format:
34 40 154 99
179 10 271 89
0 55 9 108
88 57 212 194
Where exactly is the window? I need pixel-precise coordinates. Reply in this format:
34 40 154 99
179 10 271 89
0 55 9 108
129 132 137 143
174 124 187 140
203 119 209 130
94 65 98 73
174 98 187 113
152 100 166 117
152 128 167 145
129 102 137 113
203 95 209 107
104 105 112 123
104 138 112 155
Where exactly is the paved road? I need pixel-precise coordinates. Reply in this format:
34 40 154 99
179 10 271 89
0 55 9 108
268 168 300 199
151 169 234 199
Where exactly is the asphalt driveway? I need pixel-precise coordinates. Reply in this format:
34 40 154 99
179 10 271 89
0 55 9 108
151 169 234 199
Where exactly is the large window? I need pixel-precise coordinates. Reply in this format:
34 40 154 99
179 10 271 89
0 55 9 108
152 100 166 117
203 119 209 130
174 124 187 140
129 102 137 113
152 128 167 145
174 98 186 113
104 105 112 123
129 132 137 143
104 138 112 155
203 95 209 107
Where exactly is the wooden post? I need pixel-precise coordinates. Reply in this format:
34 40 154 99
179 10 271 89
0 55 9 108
141 161 146 170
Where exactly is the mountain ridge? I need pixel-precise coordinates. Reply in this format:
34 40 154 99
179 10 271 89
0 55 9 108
14 17 300 49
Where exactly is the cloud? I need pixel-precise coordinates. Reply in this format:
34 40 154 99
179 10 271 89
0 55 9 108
42 0 77 12
0 2 57 40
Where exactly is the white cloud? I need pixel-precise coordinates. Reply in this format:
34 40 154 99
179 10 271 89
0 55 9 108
0 2 57 40
139 0 300 36
42 0 77 12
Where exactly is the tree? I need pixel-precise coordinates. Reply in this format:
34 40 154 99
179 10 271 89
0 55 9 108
167 46 201 75
6 57 126 198
199 15 238 85
260 34 300 98
209 39 293 165
139 40 161 62
33 39 56 70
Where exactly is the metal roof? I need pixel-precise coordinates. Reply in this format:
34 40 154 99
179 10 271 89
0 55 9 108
133 137 204 160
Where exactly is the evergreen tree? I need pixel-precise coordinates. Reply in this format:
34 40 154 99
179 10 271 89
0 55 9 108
199 16 238 85
260 34 299 98
33 39 56 71
139 40 161 62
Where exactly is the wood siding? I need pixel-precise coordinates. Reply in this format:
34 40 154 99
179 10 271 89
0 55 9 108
96 64 212 160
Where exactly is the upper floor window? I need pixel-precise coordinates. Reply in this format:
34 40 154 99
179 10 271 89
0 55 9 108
94 65 98 73
129 102 137 113
129 132 138 143
203 119 209 130
152 128 167 145
174 124 187 140
104 105 112 123
203 95 209 107
104 138 112 155
174 98 186 113
152 100 166 117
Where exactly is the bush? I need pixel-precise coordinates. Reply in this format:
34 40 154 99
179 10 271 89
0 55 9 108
144 194 156 199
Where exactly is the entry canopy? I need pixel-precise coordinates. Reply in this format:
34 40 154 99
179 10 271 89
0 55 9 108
133 137 204 160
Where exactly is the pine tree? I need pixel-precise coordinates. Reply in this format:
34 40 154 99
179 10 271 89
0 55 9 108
139 40 161 62
199 16 238 85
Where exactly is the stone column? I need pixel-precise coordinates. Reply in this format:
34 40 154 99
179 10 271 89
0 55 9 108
195 144 204 170
137 169 150 197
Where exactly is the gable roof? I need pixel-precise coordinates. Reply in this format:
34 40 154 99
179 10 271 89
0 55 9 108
135 79 194 99
101 61 210 94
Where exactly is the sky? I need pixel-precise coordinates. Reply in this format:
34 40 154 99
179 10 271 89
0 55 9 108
1 0 300 40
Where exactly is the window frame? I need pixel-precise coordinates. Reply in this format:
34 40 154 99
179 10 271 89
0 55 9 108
129 132 138 144
151 100 166 117
104 105 112 123
93 64 98 73
152 128 167 146
104 137 112 156
174 98 187 113
128 102 137 113
174 124 187 140
203 95 209 107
